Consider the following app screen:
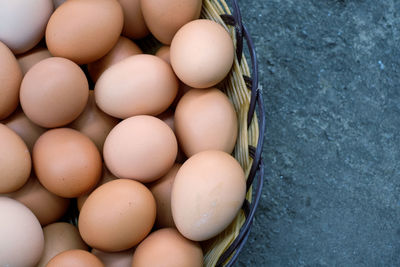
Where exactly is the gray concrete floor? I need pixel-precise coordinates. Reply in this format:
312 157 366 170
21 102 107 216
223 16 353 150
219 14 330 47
236 0 400 266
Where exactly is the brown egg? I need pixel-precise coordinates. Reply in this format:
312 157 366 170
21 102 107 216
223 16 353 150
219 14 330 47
77 165 117 211
92 248 135 267
171 150 246 241
0 124 31 193
2 107 46 152
174 88 238 157
33 128 102 198
46 0 124 64
79 179 156 252
88 36 142 83
20 57 89 128
95 55 178 119
46 249 104 267
37 222 89 267
141 0 202 44
69 91 119 153
0 197 44 267
4 175 70 226
104 115 177 183
170 19 234 88
0 41 22 120
118 0 149 39
17 46 52 75
131 228 203 267
155 46 171 64
148 164 181 228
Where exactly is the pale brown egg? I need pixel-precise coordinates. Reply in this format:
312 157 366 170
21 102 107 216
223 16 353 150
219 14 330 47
174 88 238 157
131 228 203 267
148 163 181 228
17 46 52 75
0 197 44 266
0 123 31 193
88 36 142 83
103 115 177 183
2 107 46 152
171 150 246 241
69 91 119 153
95 55 178 119
3 175 70 226
92 248 135 267
46 249 104 267
170 19 234 88
33 128 102 198
46 0 123 64
79 179 156 252
20 57 89 128
141 0 202 44
155 46 171 64
0 41 22 120
118 0 149 39
37 222 89 267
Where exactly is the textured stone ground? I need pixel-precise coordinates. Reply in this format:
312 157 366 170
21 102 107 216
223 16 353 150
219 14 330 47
236 0 400 266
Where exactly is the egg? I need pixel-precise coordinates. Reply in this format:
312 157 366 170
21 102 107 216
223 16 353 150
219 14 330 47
92 248 135 267
0 41 22 120
37 222 89 267
2 107 46 152
174 88 238 157
17 46 52 75
104 115 177 183
20 57 89 128
170 19 234 88
69 91 119 153
79 179 156 252
46 249 104 267
131 228 203 267
46 0 124 64
3 175 70 226
141 0 202 44
33 128 102 198
155 46 171 64
118 0 149 39
171 150 246 241
148 163 181 228
88 36 142 83
0 124 31 194
95 55 178 119
0 0 53 54
0 197 44 266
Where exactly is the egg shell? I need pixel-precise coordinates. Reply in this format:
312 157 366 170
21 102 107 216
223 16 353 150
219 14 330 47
69 91 119 153
92 248 135 267
103 115 178 183
95 54 178 119
148 163 181 228
46 0 123 64
46 249 104 267
17 46 52 75
0 197 44 266
88 36 142 83
78 179 156 252
37 222 89 267
3 175 70 226
33 128 102 198
174 88 238 157
131 228 203 267
0 0 53 54
0 41 22 120
171 150 246 241
0 123 31 193
155 45 171 64
141 0 202 45
170 19 234 88
118 0 149 39
2 107 46 152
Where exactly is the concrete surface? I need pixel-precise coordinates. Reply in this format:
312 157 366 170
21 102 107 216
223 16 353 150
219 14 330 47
236 0 400 266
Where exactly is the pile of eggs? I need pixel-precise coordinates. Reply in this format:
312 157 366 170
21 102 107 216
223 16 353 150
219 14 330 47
0 0 246 266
